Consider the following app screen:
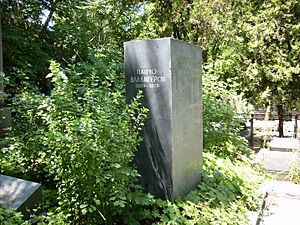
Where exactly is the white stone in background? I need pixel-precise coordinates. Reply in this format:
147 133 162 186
259 181 300 225
260 181 300 199
269 137 300 151
261 197 300 225
256 149 300 172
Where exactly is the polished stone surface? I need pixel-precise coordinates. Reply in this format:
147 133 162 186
0 175 41 214
125 38 203 200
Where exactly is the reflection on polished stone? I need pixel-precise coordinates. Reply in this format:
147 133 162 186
125 38 203 200
0 174 41 216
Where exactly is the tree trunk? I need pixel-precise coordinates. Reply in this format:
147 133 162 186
277 105 284 137
0 15 4 107
0 15 3 72
294 115 298 138
0 16 11 138
250 114 254 147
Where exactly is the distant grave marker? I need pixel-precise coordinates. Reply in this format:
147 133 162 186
0 107 11 137
124 38 203 200
0 175 41 216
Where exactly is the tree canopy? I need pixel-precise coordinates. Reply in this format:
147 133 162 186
1 0 299 108
138 0 300 107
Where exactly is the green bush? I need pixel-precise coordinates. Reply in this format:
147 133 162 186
203 72 251 160
1 150 264 225
0 205 29 225
1 59 148 224
195 153 263 211
34 211 69 225
289 150 300 184
123 153 264 225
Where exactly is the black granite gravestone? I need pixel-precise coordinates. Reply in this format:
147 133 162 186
124 38 203 200
0 175 41 216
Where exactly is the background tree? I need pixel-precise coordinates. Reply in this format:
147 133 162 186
139 0 300 109
1 0 144 98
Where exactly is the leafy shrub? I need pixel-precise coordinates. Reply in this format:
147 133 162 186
194 153 263 210
289 150 300 184
203 72 251 160
33 211 69 225
124 153 264 225
0 205 29 225
1 59 148 224
1 150 264 225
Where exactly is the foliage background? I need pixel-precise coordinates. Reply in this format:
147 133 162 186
0 0 284 224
